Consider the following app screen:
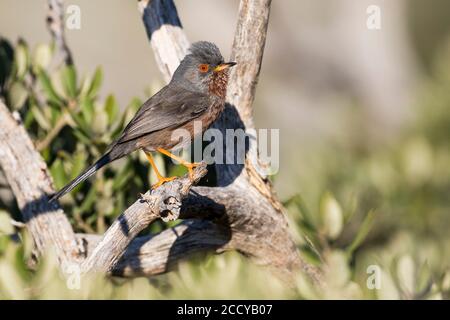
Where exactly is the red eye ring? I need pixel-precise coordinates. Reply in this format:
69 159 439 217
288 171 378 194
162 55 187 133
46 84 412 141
199 64 209 73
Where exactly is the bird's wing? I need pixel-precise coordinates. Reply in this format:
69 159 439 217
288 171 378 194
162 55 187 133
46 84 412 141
116 85 210 144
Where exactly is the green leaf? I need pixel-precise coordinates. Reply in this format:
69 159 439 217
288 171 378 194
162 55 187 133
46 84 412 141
0 259 26 299
78 186 97 213
104 94 118 125
23 107 35 128
70 152 86 180
112 162 132 190
80 98 95 124
416 261 433 297
167 163 186 179
37 69 63 105
283 193 316 232
30 104 51 130
49 106 62 127
0 210 14 235
397 255 415 295
60 65 77 98
13 241 30 282
319 193 343 240
50 159 67 190
67 107 91 136
79 74 91 99
32 43 52 72
110 192 125 218
325 250 351 287
87 67 102 98
9 81 28 110
14 41 28 79
346 210 375 255
92 107 108 135
72 129 92 145
0 235 10 254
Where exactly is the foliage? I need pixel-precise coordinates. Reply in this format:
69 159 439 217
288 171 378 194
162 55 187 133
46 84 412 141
1 37 450 299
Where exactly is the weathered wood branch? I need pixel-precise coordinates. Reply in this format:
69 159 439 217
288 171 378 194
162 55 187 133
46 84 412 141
138 0 190 82
81 163 207 274
0 101 80 267
78 185 313 280
78 220 230 277
228 0 271 130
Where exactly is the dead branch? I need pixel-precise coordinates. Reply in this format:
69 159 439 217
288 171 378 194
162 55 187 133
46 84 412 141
78 220 230 277
81 163 207 273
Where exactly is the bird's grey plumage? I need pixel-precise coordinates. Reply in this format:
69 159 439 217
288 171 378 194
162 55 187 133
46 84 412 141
50 41 232 202
116 85 209 144
188 41 224 65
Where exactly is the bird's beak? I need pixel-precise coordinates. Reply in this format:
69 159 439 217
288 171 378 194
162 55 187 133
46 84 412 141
214 62 237 72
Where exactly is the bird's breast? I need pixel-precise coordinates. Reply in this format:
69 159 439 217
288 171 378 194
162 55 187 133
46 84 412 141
164 99 224 151
193 98 225 135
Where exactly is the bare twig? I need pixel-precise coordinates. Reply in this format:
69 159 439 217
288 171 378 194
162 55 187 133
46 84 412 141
23 73 47 108
36 111 70 151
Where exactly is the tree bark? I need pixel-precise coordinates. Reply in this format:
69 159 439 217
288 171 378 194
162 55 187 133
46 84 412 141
81 163 207 273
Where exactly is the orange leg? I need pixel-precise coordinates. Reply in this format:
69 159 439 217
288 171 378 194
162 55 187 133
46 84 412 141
144 152 176 189
157 148 201 180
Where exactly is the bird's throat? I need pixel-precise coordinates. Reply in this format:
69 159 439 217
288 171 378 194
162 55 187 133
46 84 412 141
209 70 229 99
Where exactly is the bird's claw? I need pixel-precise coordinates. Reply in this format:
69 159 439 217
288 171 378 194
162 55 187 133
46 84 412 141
184 162 202 180
151 176 177 189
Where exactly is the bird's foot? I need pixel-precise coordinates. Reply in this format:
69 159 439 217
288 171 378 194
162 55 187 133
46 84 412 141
151 176 177 189
183 162 202 180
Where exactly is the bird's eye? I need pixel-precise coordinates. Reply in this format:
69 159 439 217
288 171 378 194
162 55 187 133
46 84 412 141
199 64 209 73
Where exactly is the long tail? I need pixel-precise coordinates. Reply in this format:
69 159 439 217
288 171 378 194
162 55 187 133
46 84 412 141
49 152 113 202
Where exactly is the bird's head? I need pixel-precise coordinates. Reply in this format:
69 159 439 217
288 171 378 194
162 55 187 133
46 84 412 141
172 41 236 94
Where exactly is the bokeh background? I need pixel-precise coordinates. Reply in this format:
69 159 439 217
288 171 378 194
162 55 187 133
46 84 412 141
0 0 450 299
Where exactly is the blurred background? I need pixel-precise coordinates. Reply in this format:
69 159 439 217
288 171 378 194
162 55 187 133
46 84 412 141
0 0 450 299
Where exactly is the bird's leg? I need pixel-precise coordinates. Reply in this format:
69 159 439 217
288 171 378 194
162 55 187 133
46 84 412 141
157 148 201 180
144 151 176 189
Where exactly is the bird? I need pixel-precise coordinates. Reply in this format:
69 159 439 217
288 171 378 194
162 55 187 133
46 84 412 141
50 41 236 202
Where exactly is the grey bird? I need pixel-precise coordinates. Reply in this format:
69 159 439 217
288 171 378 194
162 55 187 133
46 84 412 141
50 41 236 201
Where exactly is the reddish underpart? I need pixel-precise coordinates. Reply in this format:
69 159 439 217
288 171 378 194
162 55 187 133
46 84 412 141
209 69 230 99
